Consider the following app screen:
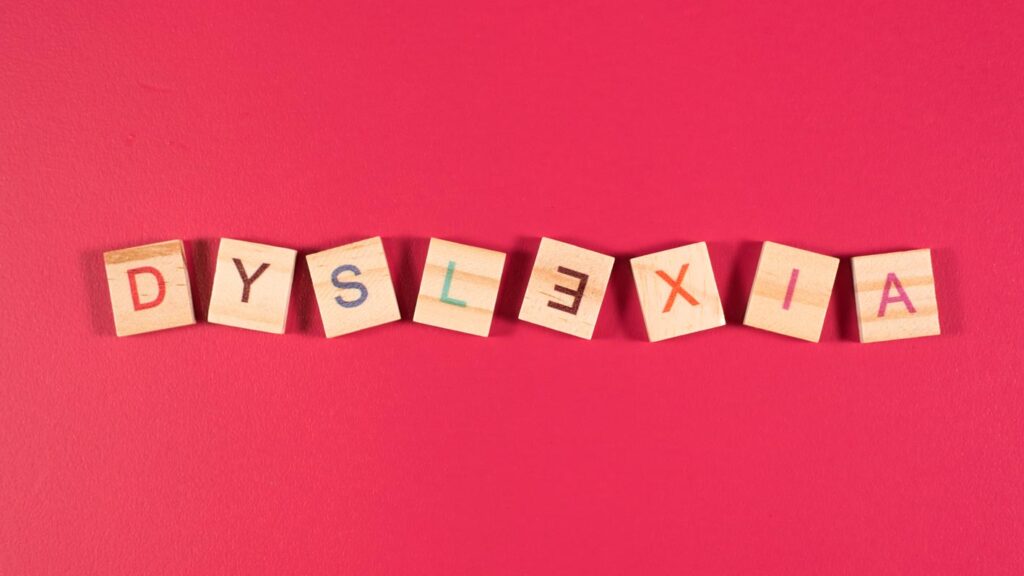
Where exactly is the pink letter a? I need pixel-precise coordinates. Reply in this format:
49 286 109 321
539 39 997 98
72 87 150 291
877 272 916 317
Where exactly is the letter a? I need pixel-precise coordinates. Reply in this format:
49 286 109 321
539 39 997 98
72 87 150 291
878 272 916 317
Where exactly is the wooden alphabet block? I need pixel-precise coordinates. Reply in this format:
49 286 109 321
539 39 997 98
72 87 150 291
306 237 401 338
518 238 615 340
852 249 940 343
743 241 839 342
103 239 196 336
207 238 297 334
630 242 725 342
412 238 506 337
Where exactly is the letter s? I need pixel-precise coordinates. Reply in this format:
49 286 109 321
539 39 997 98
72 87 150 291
332 264 368 308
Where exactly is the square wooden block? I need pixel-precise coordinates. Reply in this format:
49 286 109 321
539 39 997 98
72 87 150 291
630 242 725 342
518 238 615 340
743 241 839 342
852 249 940 343
306 237 401 338
208 238 297 334
103 239 196 336
413 238 506 337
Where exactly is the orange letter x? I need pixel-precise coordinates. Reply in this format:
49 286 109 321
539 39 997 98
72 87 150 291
656 264 699 312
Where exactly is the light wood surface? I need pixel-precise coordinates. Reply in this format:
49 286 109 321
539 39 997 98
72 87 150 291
852 249 940 343
518 237 615 340
413 238 506 337
631 242 725 342
208 238 297 334
743 241 839 342
104 239 196 337
307 237 401 338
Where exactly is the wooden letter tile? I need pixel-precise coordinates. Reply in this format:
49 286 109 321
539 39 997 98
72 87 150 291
306 237 401 338
208 238 297 334
412 238 506 337
852 249 940 343
630 242 725 342
743 241 839 342
104 239 196 336
518 238 615 340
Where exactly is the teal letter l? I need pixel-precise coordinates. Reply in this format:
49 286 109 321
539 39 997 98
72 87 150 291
440 261 467 307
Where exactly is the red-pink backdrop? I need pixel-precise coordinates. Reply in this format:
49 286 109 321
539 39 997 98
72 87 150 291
3 1 1023 574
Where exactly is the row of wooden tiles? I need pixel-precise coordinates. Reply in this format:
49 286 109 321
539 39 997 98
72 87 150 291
104 237 940 343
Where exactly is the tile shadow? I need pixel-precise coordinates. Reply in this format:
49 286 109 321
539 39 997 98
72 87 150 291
184 238 216 322
931 247 962 337
715 239 761 325
79 248 115 337
491 236 540 338
388 236 430 321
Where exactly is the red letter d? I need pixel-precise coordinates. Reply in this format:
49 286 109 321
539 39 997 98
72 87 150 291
128 266 166 311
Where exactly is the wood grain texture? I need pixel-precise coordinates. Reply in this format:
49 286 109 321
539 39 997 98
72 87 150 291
412 238 506 337
631 242 725 342
103 239 195 337
743 241 840 343
518 237 614 340
208 238 297 334
852 249 940 343
306 237 400 338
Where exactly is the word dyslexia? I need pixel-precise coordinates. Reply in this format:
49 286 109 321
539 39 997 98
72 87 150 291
103 237 941 343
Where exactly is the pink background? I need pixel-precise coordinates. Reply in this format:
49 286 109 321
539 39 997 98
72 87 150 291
3 1 1023 574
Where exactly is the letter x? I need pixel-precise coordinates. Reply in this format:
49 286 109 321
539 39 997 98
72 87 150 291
656 264 699 312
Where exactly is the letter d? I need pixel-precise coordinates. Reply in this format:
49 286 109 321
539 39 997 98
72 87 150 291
127 266 166 311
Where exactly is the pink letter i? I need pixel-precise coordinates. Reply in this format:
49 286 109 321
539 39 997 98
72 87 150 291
782 269 799 310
